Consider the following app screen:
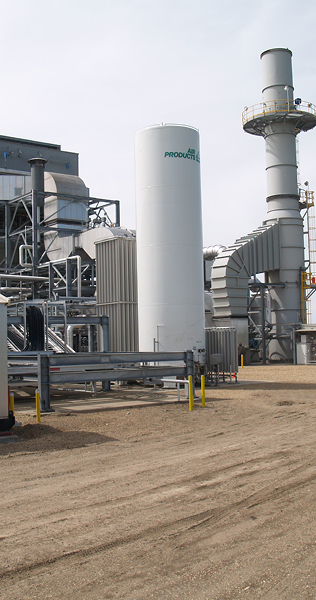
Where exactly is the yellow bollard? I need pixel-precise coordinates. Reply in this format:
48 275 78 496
35 389 41 423
241 354 244 368
188 375 194 411
201 375 205 407
10 391 15 416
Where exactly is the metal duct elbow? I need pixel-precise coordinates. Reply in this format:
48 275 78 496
203 245 226 261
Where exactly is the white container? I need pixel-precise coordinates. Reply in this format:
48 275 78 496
135 124 205 362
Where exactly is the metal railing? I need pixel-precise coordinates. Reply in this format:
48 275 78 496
242 100 316 126
8 350 194 411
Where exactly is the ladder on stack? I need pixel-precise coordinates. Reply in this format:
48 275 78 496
301 190 316 323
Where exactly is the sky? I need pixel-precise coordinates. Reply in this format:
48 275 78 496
1 0 316 253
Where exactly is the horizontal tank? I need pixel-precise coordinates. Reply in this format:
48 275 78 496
135 124 205 362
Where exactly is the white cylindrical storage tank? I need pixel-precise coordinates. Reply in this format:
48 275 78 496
135 124 205 362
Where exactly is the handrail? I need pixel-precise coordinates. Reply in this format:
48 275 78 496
242 100 316 126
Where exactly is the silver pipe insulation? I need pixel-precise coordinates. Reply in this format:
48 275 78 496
203 245 226 261
0 274 49 282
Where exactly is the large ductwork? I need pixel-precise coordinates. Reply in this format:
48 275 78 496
43 172 89 262
43 172 132 262
212 222 280 318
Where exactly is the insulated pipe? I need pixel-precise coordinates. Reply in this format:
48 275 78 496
66 325 75 349
0 287 32 294
0 274 49 282
19 245 33 267
203 245 226 261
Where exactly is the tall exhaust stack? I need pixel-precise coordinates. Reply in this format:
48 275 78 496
243 48 316 360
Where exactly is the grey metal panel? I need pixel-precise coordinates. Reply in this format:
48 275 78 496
96 237 138 352
49 351 187 365
205 328 238 373
50 366 187 384
0 135 78 176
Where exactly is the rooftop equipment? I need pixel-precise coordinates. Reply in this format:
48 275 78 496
135 124 205 363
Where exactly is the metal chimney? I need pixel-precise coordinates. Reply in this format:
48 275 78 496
28 158 48 275
243 48 316 360
28 157 48 197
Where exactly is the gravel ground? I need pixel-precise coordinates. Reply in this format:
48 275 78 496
1 364 316 599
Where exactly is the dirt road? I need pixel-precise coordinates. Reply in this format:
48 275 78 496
1 365 316 599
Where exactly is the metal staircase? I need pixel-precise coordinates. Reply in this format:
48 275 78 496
301 190 316 323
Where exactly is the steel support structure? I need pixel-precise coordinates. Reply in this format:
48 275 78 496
0 190 120 298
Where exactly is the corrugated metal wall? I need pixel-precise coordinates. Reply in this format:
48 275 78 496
96 237 138 352
205 327 238 373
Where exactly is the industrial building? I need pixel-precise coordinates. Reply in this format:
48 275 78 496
1 47 316 431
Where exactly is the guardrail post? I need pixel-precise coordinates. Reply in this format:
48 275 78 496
186 349 195 395
100 315 110 391
188 376 194 410
185 350 194 378
185 350 195 409
36 389 41 422
88 325 95 353
201 374 205 407
100 315 110 352
38 353 51 411
9 391 15 415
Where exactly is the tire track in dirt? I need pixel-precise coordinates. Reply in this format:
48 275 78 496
2 445 312 545
2 467 315 582
1 447 299 535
